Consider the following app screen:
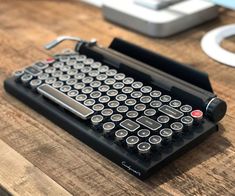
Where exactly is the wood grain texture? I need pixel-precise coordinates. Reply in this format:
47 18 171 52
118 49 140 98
0 1 234 195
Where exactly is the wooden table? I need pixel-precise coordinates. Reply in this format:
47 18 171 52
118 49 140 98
0 1 234 195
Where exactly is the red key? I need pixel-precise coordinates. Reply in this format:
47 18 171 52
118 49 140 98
191 110 203 121
46 58 55 63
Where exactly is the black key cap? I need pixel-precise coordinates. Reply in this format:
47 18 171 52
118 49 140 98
38 84 94 120
137 142 151 154
115 129 128 141
137 129 150 139
159 105 183 119
25 66 42 76
126 136 139 148
170 122 183 133
149 135 162 148
136 116 162 131
159 128 173 140
120 119 140 132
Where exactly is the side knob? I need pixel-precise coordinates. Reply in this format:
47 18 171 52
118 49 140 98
206 97 227 123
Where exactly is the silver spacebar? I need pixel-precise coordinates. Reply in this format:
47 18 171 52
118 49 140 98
37 84 94 119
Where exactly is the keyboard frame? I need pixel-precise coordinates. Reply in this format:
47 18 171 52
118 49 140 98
4 76 218 180
4 38 224 179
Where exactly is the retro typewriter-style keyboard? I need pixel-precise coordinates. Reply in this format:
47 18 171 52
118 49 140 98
4 37 226 179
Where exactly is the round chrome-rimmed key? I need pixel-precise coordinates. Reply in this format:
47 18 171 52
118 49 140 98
117 105 129 113
157 115 170 124
137 142 151 154
180 104 192 113
66 60 77 66
75 94 87 102
76 55 86 62
181 116 194 128
150 90 162 98
91 115 103 126
98 65 109 73
90 91 102 99
134 103 146 112
82 87 93 94
115 94 127 102
101 108 113 117
52 62 63 68
150 100 162 108
114 73 125 81
103 122 115 134
98 96 110 103
149 135 162 148
45 67 56 74
131 81 143 89
113 82 124 90
74 73 85 80
74 63 84 70
91 62 102 69
170 122 183 133
59 55 70 62
90 81 102 88
191 110 203 122
84 99 96 107
170 100 182 108
21 74 33 84
122 87 133 94
60 85 71 93
88 70 100 77
92 104 104 112
159 128 173 140
14 70 24 79
140 86 152 94
140 96 152 104
52 81 63 89
59 74 70 82
98 85 110 92
144 109 156 117
126 111 139 119
126 136 139 148
38 73 49 80
104 78 116 85
60 66 71 72
137 129 150 139
67 90 79 98
74 82 85 90
159 95 171 103
107 89 118 97
83 58 94 65
115 129 128 141
34 61 49 69
81 66 92 73
106 69 117 77
52 70 63 78
108 101 120 108
67 69 78 76
123 77 134 85
30 79 42 89
66 79 77 86
125 99 137 106
82 77 94 84
111 114 123 122
131 91 142 99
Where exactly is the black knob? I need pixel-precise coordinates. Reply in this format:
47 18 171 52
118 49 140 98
206 97 227 123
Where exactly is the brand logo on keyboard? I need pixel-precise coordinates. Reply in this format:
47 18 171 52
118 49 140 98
121 161 141 176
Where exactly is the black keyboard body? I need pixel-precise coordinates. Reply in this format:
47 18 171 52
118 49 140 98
4 38 227 180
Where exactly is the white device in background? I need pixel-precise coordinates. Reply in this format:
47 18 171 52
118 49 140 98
201 24 235 68
102 0 219 37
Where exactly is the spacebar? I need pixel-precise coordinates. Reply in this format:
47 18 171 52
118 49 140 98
37 84 94 119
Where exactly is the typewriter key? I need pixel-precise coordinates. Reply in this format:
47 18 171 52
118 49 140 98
126 136 139 148
52 70 63 78
108 100 120 108
96 74 108 81
74 63 84 69
60 66 71 72
14 70 24 79
59 74 70 82
150 90 161 98
113 82 124 90
83 58 94 65
157 115 170 124
159 128 173 140
125 99 137 106
99 96 110 103
104 78 116 85
30 79 42 89
115 129 128 141
67 69 78 76
82 87 93 94
84 99 96 107
52 62 63 68
88 70 100 77
107 89 118 97
169 100 182 108
132 81 143 89
123 77 134 85
111 114 123 122
191 110 203 122
126 111 139 119
116 94 127 102
92 104 104 112
76 55 86 62
90 91 102 99
21 74 33 84
131 91 142 99
137 142 151 154
74 73 85 80
180 105 192 113
117 105 129 113
45 67 56 74
170 122 183 133
91 62 102 69
181 116 194 128
25 66 41 76
38 73 49 80
149 135 162 148
60 85 71 93
144 109 156 117
52 81 63 89
66 60 77 66
98 85 110 92
134 104 146 112
90 81 102 88
150 100 162 108
82 77 94 84
137 129 150 139
91 115 103 126
66 79 77 86
159 95 171 103
67 90 79 97
98 65 109 73
103 122 115 133
106 69 117 77
114 73 125 80
81 67 92 73
74 82 85 90
140 96 152 104
101 108 113 117
122 87 133 94
76 94 87 102
140 86 152 94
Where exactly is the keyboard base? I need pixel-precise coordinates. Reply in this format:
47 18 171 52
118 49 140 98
4 77 218 180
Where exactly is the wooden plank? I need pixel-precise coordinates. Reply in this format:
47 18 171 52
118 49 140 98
0 139 71 196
